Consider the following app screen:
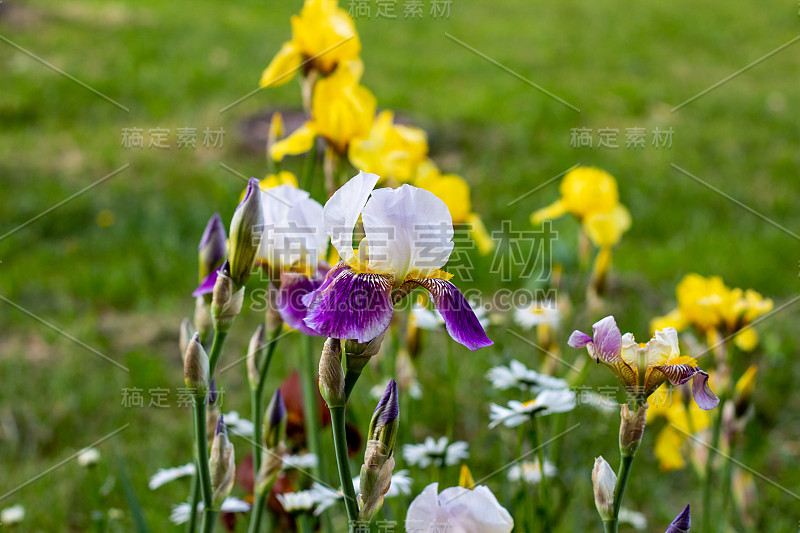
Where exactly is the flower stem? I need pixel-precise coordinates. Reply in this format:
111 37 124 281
193 398 215 533
248 489 267 533
446 338 456 441
300 334 324 476
186 466 201 533
330 405 358 527
298 513 313 533
207 330 228 378
603 454 636 533
533 417 551 533
701 404 725 532
252 324 282 475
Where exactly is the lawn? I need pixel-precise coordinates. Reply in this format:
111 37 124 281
1 0 798 531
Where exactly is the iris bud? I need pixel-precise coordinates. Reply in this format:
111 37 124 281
592 456 616 521
209 416 236 507
212 262 244 333
183 333 209 392
228 177 263 289
318 337 345 408
198 213 227 285
264 389 286 450
619 403 648 457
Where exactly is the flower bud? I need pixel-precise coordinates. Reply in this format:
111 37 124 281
212 262 244 332
194 297 213 342
247 324 267 389
665 504 691 533
255 440 286 495
228 177 263 288
184 333 209 392
319 337 345 408
209 416 236 507
619 403 647 457
198 213 227 285
264 389 286 450
206 381 221 442
367 380 399 457
592 456 616 521
179 318 194 359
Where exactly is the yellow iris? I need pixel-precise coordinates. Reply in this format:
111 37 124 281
647 385 712 471
271 60 376 160
650 274 773 351
259 0 361 88
348 110 429 183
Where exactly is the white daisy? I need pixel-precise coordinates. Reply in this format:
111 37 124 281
169 497 250 525
486 360 569 393
77 447 101 467
489 389 576 428
221 411 255 438
576 390 618 413
507 459 557 485
513 300 561 330
308 483 344 516
0 505 25 525
370 377 422 400
149 463 196 490
282 453 319 471
402 437 469 468
277 490 317 513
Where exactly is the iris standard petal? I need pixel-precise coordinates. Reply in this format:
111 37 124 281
408 278 492 351
361 184 454 280
591 316 622 362
277 272 322 336
323 171 380 266
259 185 327 270
303 263 393 342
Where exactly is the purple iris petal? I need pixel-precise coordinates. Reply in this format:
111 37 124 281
591 316 622 361
408 278 493 351
654 364 720 410
375 379 399 426
665 504 690 533
567 330 593 348
192 269 219 297
691 370 720 410
303 264 394 343
277 271 323 336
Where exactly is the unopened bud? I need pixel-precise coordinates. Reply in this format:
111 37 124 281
665 504 691 533
179 318 194 359
212 262 244 332
592 456 616 521
198 213 227 285
255 441 286 495
367 380 399 457
319 337 345 408
184 333 209 392
247 324 267 389
264 389 286 449
619 403 647 457
228 177 263 288
209 416 236 507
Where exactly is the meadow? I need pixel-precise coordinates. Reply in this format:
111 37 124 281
1 0 799 531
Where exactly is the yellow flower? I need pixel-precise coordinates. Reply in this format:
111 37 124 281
348 110 428 183
271 60 376 160
647 386 712 471
259 0 361 88
414 161 494 255
531 166 620 224
651 274 773 345
582 205 631 249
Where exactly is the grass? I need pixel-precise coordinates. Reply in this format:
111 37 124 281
1 0 799 530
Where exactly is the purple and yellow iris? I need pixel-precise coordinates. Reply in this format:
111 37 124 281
568 316 719 410
292 171 492 350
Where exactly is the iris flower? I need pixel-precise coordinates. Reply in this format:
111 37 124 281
271 61 376 160
348 110 429 183
568 316 719 410
651 273 773 351
300 171 492 350
259 0 361 89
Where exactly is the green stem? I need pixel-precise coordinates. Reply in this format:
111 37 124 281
186 467 201 533
330 406 358 527
298 513 313 533
252 325 282 474
718 439 736 533
301 137 318 192
248 489 268 533
603 454 636 533
533 417 551 533
201 511 219 533
207 330 228 378
701 405 725 532
446 339 456 441
300 334 323 477
193 399 216 533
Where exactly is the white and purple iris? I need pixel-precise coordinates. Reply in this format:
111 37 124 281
295 171 492 350
568 316 719 410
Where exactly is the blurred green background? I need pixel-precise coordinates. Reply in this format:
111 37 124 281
1 0 798 531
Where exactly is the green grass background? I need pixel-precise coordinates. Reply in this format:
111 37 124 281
1 0 799 531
